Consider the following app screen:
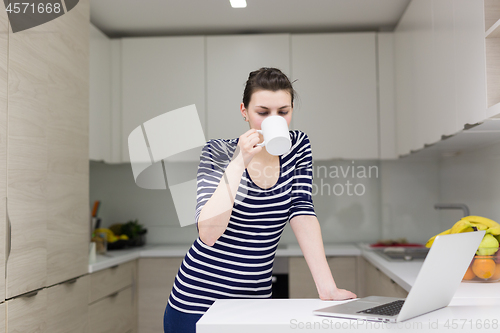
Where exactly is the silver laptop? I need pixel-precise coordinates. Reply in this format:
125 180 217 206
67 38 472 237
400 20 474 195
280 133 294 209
313 230 485 323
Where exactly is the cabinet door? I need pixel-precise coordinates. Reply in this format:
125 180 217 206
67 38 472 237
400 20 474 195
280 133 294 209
89 287 133 333
138 258 183 333
121 36 206 162
291 33 378 159
206 34 291 141
46 275 89 333
45 0 90 287
89 23 112 162
6 288 47 333
0 303 4 333
454 0 487 126
289 256 358 298
7 14 49 299
0 2 7 303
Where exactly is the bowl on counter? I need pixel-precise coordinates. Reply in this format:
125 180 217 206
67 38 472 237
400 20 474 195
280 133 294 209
462 248 500 283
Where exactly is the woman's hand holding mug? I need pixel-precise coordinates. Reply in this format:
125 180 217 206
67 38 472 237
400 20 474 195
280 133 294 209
237 129 263 168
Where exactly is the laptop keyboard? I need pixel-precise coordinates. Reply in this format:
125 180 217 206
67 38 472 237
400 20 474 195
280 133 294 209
357 300 405 316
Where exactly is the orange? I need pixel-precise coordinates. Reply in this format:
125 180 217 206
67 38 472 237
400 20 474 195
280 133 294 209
472 258 496 279
490 263 500 281
463 266 476 280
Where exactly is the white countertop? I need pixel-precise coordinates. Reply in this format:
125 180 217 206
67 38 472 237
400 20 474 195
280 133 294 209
196 299 500 333
195 243 500 332
88 243 361 273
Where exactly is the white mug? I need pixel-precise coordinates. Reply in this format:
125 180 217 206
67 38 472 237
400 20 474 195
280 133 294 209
256 116 291 156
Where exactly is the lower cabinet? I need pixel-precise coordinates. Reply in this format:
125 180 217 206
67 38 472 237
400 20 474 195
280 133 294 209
88 260 137 333
138 257 183 333
0 303 4 333
362 258 408 298
289 256 359 298
5 275 89 333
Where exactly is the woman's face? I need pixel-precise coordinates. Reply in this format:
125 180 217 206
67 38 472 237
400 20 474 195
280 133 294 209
240 89 293 130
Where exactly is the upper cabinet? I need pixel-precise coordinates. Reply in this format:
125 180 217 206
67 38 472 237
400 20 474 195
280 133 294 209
394 0 491 156
291 33 379 159
89 24 112 163
121 36 206 163
205 34 291 140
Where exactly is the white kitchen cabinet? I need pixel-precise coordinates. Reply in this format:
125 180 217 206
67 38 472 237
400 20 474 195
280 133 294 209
289 256 358 298
206 34 291 141
377 33 397 159
138 257 183 333
121 36 206 162
394 0 488 156
46 275 89 333
90 24 112 162
291 33 378 159
0 4 7 304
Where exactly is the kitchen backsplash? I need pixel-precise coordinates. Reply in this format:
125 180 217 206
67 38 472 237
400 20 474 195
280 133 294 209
90 151 463 245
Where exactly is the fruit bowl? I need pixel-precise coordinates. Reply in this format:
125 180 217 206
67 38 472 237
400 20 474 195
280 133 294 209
462 248 500 283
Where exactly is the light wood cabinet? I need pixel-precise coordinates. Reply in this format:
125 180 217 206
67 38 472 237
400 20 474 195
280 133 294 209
89 261 137 333
6 288 48 333
291 33 378 159
90 261 134 304
362 258 408 298
46 275 90 333
0 2 7 304
121 36 206 162
289 256 359 298
138 257 183 333
46 0 90 288
89 287 133 333
5 0 89 298
206 34 291 141
6 11 50 299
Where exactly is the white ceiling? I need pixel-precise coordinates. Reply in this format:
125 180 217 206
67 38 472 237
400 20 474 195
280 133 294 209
90 0 411 38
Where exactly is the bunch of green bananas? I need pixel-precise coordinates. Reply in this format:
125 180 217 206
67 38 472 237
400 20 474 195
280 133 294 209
426 216 500 255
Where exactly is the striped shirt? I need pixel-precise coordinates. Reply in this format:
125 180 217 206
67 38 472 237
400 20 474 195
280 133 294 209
167 130 316 314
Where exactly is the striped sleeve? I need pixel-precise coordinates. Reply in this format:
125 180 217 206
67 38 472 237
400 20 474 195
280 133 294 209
194 140 232 229
289 132 316 221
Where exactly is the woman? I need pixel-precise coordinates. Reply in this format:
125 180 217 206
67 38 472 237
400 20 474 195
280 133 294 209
163 67 357 333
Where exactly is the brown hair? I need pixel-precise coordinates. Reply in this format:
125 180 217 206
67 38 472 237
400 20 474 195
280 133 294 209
242 67 296 108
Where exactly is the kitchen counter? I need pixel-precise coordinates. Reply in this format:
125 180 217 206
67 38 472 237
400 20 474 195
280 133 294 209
359 243 500 300
196 298 500 333
195 243 500 332
88 243 361 273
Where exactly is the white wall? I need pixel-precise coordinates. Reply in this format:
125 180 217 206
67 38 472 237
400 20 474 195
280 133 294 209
90 156 448 245
439 140 500 226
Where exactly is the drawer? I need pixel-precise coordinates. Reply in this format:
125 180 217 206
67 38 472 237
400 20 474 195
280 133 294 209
89 286 133 333
90 261 134 304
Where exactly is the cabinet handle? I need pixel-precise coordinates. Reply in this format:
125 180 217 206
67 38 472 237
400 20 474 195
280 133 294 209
22 290 39 298
109 291 119 298
65 278 78 284
110 265 119 269
6 198 11 275
390 279 396 284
